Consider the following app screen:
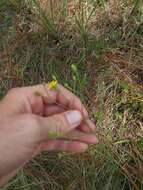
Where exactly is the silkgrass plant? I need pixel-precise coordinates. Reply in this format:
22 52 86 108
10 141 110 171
27 0 58 39
0 0 143 189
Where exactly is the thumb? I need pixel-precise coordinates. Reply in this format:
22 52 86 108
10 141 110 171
38 110 83 140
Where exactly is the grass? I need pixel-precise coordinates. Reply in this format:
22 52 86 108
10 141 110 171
0 0 143 189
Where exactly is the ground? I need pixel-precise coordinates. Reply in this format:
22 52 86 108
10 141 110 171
0 0 143 190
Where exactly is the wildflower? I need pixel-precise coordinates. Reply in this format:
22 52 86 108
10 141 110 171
47 80 58 89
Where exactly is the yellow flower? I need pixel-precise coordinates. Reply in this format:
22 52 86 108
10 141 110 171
47 80 58 89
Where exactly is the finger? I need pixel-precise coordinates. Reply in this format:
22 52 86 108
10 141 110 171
78 123 91 133
44 105 64 116
40 140 88 153
78 119 96 133
30 84 57 104
56 84 88 117
31 84 88 118
48 84 90 133
44 106 96 133
31 84 93 133
63 130 98 144
38 110 83 141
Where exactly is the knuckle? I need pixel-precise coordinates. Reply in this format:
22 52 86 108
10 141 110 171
7 87 29 96
7 87 20 94
6 88 22 99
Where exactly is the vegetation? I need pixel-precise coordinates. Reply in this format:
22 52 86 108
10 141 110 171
0 0 143 189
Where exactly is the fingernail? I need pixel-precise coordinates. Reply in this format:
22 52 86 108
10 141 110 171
90 136 99 144
80 143 88 152
66 110 82 125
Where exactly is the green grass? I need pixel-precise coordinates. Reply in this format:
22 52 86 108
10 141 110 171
0 0 143 189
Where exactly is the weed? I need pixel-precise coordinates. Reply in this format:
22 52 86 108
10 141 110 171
0 0 143 189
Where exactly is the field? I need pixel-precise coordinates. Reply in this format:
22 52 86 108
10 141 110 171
0 0 143 189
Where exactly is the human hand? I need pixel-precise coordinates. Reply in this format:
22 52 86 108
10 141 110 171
0 83 98 186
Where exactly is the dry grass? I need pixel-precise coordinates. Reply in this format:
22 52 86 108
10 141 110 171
0 0 143 189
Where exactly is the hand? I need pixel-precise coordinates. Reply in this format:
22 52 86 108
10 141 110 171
0 84 98 186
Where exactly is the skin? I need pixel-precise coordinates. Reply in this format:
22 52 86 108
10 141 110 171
0 84 98 186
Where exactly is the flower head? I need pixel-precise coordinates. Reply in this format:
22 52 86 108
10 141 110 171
47 80 58 89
